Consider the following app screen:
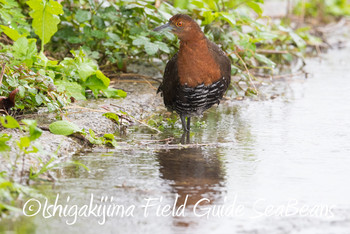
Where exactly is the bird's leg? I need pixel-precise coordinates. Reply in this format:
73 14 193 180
187 117 191 132
180 128 191 144
180 114 188 132
185 130 190 144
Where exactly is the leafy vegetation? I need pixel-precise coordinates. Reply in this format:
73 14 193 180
0 0 126 113
49 119 118 147
293 0 350 22
1 0 342 113
0 115 88 218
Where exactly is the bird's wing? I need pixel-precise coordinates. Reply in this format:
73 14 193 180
158 53 180 108
207 41 231 87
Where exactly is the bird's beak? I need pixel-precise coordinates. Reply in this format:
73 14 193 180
153 22 173 32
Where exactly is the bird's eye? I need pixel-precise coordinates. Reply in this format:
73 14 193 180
176 21 183 27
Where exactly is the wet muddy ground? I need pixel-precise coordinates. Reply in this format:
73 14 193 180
1 34 350 234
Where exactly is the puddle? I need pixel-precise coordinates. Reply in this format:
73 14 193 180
2 44 350 234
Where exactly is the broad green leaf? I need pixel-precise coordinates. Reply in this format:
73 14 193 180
107 32 120 41
219 12 236 27
154 41 170 53
0 134 11 152
174 0 189 9
102 88 127 98
77 59 98 81
205 0 218 11
202 10 216 25
35 93 43 105
289 31 306 48
0 116 20 129
49 120 80 136
21 119 42 141
55 80 86 100
0 142 11 152
132 36 149 46
191 0 204 8
254 53 276 68
91 30 105 39
29 127 42 141
0 25 21 41
103 112 120 124
27 0 64 49
144 42 158 55
84 76 107 97
68 37 82 43
103 134 118 147
12 37 37 66
95 70 110 87
75 9 91 23
18 136 31 148
246 2 263 16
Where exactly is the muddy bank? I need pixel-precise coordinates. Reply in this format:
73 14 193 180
0 76 166 179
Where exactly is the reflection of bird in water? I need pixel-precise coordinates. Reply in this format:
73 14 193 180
156 148 225 227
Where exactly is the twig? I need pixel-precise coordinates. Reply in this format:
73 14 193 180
64 104 162 134
63 105 106 113
141 137 174 143
128 115 162 134
234 51 258 93
0 63 6 87
155 0 161 8
256 49 289 54
253 71 305 79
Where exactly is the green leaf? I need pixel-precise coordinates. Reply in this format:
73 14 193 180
55 80 86 100
68 37 82 43
95 70 110 87
27 0 64 50
0 134 11 152
202 10 216 25
254 53 276 68
289 31 306 48
0 25 22 41
103 134 118 147
77 59 98 82
246 2 263 16
12 37 37 66
18 136 31 148
87 129 103 144
75 9 91 23
35 94 43 105
21 119 42 141
84 76 106 97
102 88 127 98
103 112 120 124
173 0 189 9
219 12 236 27
49 120 80 136
91 30 105 39
132 36 149 46
145 42 158 55
154 41 170 53
0 116 20 129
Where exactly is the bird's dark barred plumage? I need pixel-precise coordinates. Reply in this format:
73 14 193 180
158 76 229 117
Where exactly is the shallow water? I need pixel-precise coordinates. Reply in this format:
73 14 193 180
2 44 350 233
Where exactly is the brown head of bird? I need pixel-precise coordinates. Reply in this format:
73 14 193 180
154 14 204 42
154 14 231 134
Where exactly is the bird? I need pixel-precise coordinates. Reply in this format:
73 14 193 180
154 14 231 133
0 88 19 115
